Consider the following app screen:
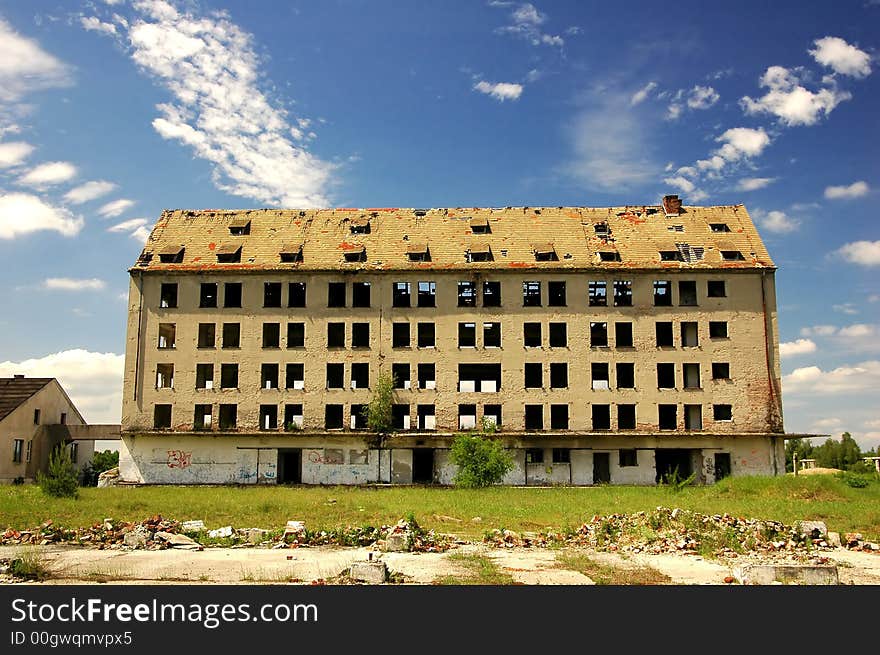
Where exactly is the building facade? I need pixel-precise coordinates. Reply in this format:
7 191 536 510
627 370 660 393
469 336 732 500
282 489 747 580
120 197 786 485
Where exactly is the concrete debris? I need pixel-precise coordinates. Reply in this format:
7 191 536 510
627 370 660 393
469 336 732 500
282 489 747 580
283 521 305 540
207 526 233 539
827 532 841 548
246 528 269 545
797 521 828 540
349 560 388 584
97 467 120 488
154 531 202 550
123 526 151 548
181 520 206 532
734 564 839 585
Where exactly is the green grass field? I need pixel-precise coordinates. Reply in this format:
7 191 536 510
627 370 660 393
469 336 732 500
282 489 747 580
2 474 878 541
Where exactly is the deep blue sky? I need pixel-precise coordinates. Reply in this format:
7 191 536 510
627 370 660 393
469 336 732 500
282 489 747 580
0 1 877 447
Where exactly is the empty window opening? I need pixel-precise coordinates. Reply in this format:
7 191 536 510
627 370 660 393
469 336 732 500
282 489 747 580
684 404 702 430
592 363 610 390
284 404 303 430
524 363 543 389
392 323 410 348
325 405 344 429
598 251 621 262
616 363 635 389
458 404 477 430
713 404 733 421
590 322 608 347
676 243 704 262
658 405 678 430
709 321 728 338
393 282 411 307
657 363 675 389
679 281 697 306
261 363 279 389
653 280 672 306
60 413 66 425
280 243 303 263
286 363 305 390
470 216 490 234
618 404 636 430
483 404 502 428
154 405 172 429
458 363 501 393
619 449 638 467
218 404 237 429
350 404 368 430
328 282 346 307
484 322 501 347
200 283 218 308
418 363 436 390
260 405 278 430
222 323 240 348
323 449 344 464
196 364 214 389
224 282 242 308
405 243 430 262
352 282 371 307
458 322 477 348
393 363 411 389
681 322 699 347
613 280 632 306
656 322 674 347
197 323 215 348
526 448 544 464
467 243 493 262
524 405 544 430
714 453 732 480
326 364 345 389
351 362 370 389
589 281 607 306
262 282 281 308
159 245 184 263
522 281 541 307
160 283 178 308
158 323 176 349
523 322 542 348
349 216 370 234
550 363 568 389
712 362 730 380
343 247 367 263
548 322 567 348
534 243 558 261
352 322 370 348
288 282 306 307
229 218 250 235
156 364 174 389
194 404 212 430
417 322 435 348
548 281 566 306
392 404 411 430
287 322 305 348
594 222 611 239
615 322 633 348
216 244 242 263
592 404 611 430
327 322 346 348
721 251 745 261
707 280 726 298
483 281 501 307
418 405 436 430
263 323 280 348
660 250 684 262
417 281 436 307
710 223 731 233
220 363 238 389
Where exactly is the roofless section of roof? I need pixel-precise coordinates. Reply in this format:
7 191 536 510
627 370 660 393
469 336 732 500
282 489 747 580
130 201 776 273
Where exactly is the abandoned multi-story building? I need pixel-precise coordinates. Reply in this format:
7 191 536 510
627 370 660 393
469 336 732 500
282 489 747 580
120 196 788 485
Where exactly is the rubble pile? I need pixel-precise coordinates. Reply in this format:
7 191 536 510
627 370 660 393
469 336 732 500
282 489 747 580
1 516 191 550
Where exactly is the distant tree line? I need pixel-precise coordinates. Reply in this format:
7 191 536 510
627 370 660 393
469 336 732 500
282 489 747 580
785 432 877 473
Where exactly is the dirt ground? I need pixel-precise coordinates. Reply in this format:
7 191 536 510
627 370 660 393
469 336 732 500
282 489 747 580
2 543 879 585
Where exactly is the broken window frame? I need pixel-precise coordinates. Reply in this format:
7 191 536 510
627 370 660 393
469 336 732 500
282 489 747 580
159 282 178 309
653 280 672 306
482 281 502 307
458 281 477 307
352 281 371 308
417 281 436 307
522 281 541 307
588 281 607 307
200 282 218 308
613 280 633 307
393 282 412 308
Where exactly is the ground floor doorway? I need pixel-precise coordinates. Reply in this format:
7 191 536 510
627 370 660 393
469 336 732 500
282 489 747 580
412 448 435 484
277 449 301 484
655 449 694 484
593 452 611 484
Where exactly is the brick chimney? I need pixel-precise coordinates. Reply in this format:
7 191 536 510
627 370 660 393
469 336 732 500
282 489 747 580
662 194 682 217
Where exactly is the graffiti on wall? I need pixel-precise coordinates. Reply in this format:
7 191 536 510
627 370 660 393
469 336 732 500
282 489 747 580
166 450 193 469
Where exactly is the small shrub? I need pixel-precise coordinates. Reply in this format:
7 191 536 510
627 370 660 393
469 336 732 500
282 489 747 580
9 549 52 581
836 471 869 488
12 476 24 485
660 466 696 492
449 432 513 488
364 373 395 434
37 446 79 498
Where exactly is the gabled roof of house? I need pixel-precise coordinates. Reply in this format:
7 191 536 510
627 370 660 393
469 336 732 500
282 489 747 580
0 378 53 423
131 199 775 273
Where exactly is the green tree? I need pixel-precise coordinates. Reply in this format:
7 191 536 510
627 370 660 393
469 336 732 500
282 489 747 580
785 438 814 472
363 372 395 434
839 432 863 471
81 449 120 486
37 445 79 498
449 426 513 488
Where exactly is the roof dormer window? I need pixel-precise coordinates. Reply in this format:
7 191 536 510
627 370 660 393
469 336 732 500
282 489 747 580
710 223 731 233
470 217 490 234
659 250 683 262
676 243 704 263
597 251 621 262
466 242 493 262
594 222 611 239
406 243 430 262
343 245 366 262
533 243 558 262
158 245 185 263
721 250 745 261
349 216 370 234
229 218 250 235
280 243 304 263
216 244 242 263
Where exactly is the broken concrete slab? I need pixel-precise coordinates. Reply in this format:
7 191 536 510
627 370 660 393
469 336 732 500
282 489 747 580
123 527 151 548
350 560 387 584
734 564 839 585
797 521 828 540
154 532 202 550
247 528 269 545
207 526 233 539
181 520 206 532
383 533 408 552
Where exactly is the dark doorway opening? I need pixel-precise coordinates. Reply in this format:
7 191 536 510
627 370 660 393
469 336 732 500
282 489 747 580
593 452 611 484
412 449 434 484
278 449 302 484
655 449 693 484
714 453 732 481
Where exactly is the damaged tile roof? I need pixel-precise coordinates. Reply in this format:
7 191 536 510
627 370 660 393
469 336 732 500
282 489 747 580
131 201 775 273
0 377 52 423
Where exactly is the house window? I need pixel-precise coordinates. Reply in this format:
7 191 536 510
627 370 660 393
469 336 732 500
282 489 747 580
263 323 281 348
288 282 306 307
548 281 566 306
328 282 346 307
681 322 699 347
25 440 33 462
218 404 237 429
458 281 476 307
550 363 568 389
658 404 677 430
352 282 371 308
712 363 730 380
351 363 369 389
615 322 633 348
60 413 66 425
616 363 635 389
656 322 674 347
195 364 214 389
351 404 368 430
418 363 436 389
326 364 345 389
34 409 41 425
707 280 726 298
458 404 477 430
613 280 632 306
653 280 672 306
286 363 305 390
261 364 279 389
550 405 569 430
200 282 218 308
12 439 23 463
352 323 370 348
160 283 177 308
483 404 501 428
153 405 172 429
467 244 493 262
591 363 609 390
526 448 544 464
264 282 282 308
284 404 303 430
534 244 558 262
287 322 305 348
343 247 366 263
618 404 636 430
220 364 239 389
523 322 541 348
229 218 250 235
484 322 501 348
392 363 410 389
325 405 344 429
197 323 215 348
280 244 304 263
710 223 731 232
679 281 697 306
524 405 543 430
657 363 675 389
417 281 436 307
224 282 242 308
589 281 607 306
483 281 501 307
713 404 733 421
709 321 728 338
158 323 176 349
458 322 477 348
548 323 567 348
417 323 435 348
660 250 683 262
524 363 543 389
619 449 638 467
684 404 702 430
598 251 621 262
222 323 240 348
470 217 490 234
721 251 745 261
392 404 410 430
392 323 410 348
156 364 174 389
327 322 345 348
393 282 411 308
590 322 608 347
592 404 611 430
260 405 278 430
522 281 541 306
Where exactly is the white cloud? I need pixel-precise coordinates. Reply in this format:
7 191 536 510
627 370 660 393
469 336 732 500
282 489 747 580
95 0 336 207
0 17 72 101
740 65 851 126
43 278 107 291
809 36 872 78
835 240 880 266
686 85 719 109
800 325 838 337
131 225 151 243
838 324 876 338
473 80 523 101
63 180 117 204
0 141 35 168
98 198 135 218
737 177 776 191
752 209 799 233
833 303 858 315
663 176 695 194
824 180 869 199
630 81 657 106
80 16 117 35
494 2 564 48
513 3 545 25
715 127 771 159
0 193 83 239
108 217 148 232
17 161 77 187
780 338 817 357
783 360 880 395
0 349 124 423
